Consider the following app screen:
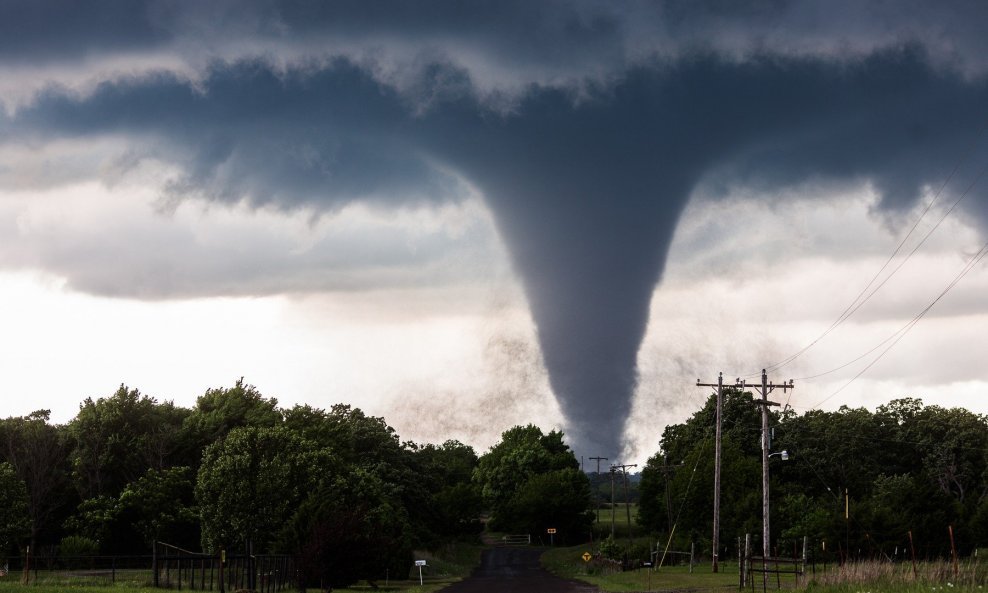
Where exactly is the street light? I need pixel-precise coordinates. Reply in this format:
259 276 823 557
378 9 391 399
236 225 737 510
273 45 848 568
754 448 791 589
762 449 790 563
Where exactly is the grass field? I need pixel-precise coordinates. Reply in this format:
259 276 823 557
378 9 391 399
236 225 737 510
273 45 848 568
590 503 640 541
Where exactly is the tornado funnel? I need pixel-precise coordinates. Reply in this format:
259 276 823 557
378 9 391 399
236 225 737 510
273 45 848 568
426 84 702 458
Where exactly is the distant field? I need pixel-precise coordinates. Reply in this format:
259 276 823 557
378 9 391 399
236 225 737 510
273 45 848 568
590 503 640 541
594 503 639 525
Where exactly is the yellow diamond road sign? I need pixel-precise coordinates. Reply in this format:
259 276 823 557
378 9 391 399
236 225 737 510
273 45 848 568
582 552 592 562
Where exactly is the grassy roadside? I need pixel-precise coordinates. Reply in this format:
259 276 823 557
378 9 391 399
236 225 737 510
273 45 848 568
543 545 988 593
541 543 739 592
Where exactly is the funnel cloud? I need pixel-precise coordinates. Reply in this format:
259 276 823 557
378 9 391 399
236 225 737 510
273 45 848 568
3 2 988 458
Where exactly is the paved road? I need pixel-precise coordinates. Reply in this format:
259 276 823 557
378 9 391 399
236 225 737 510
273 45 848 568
442 547 601 593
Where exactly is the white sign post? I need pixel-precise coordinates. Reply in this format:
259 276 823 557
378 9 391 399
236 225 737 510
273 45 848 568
415 560 427 585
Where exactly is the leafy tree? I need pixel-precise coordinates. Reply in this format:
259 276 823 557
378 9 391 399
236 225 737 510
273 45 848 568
415 439 478 486
58 535 99 557
62 495 126 552
473 425 584 533
497 467 594 543
196 426 332 553
284 404 444 546
415 440 483 536
777 492 834 550
432 482 484 537
774 405 889 501
284 403 403 467
183 379 280 450
117 466 198 549
658 387 763 465
278 469 413 590
639 387 763 555
68 386 188 499
0 410 74 549
0 462 29 554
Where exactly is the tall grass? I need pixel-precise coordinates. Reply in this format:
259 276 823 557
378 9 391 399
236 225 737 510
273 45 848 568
808 557 988 590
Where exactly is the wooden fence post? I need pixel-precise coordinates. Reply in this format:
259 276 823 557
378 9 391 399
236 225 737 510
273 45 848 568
949 525 959 579
801 537 808 585
908 530 918 580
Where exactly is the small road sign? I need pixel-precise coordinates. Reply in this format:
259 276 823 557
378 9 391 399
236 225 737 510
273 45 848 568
547 528 557 534
582 552 592 562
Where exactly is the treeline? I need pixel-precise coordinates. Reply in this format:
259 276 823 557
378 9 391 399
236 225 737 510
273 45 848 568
0 380 592 587
639 391 988 560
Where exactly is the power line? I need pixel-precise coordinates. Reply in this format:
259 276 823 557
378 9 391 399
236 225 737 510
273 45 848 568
810 237 988 408
737 118 988 381
733 155 988 406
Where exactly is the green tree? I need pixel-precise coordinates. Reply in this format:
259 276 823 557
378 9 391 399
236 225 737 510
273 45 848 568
283 404 443 546
62 495 123 551
497 467 594 543
415 440 483 536
284 404 403 467
183 379 280 450
0 462 29 554
639 387 762 556
68 386 188 499
278 469 413 589
473 425 584 533
196 426 332 553
117 466 198 549
0 410 73 550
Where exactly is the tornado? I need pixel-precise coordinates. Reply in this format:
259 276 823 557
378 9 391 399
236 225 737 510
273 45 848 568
423 81 708 458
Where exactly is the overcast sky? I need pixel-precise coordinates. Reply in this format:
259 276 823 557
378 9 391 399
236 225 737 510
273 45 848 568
2 0 988 462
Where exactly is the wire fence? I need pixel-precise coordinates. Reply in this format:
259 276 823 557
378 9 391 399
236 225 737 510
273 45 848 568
1 553 154 587
1 543 298 592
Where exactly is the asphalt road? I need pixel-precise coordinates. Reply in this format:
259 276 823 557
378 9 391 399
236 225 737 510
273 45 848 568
442 547 601 593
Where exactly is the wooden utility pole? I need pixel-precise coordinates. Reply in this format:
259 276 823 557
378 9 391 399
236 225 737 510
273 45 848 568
750 369 794 559
613 463 638 547
656 457 683 532
698 370 793 572
589 456 608 524
609 466 617 539
696 372 725 572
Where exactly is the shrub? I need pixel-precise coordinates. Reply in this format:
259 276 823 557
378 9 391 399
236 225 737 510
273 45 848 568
59 535 99 557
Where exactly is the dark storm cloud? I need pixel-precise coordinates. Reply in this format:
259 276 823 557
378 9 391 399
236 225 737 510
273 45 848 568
5 1 988 72
0 0 167 62
8 60 463 209
4 1 988 457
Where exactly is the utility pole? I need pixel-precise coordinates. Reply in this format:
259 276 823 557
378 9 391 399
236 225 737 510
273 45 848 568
613 463 638 547
656 457 684 532
697 371 793 570
750 369 794 560
696 372 724 572
609 466 617 539
589 456 608 524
